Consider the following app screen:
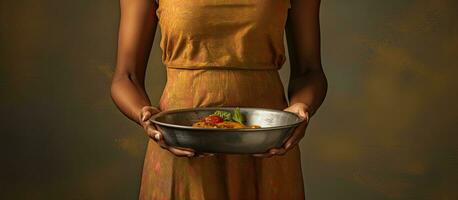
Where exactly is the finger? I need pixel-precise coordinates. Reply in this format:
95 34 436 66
141 106 153 113
151 106 161 113
141 106 161 121
252 152 274 158
297 109 307 119
283 103 311 121
144 106 161 115
145 122 163 138
277 150 287 155
197 153 215 157
143 119 153 129
166 143 196 157
284 130 305 151
285 140 302 152
285 119 309 147
150 130 196 157
193 152 205 157
283 106 294 113
146 127 160 139
304 111 310 123
252 153 270 157
168 146 195 157
254 154 273 158
283 129 300 150
269 148 286 155
284 134 299 150
153 131 161 141
284 140 297 151
154 135 170 150
168 145 195 152
151 123 160 131
155 135 170 149
141 110 152 122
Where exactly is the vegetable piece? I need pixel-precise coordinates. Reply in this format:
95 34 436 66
232 107 244 124
204 115 224 124
216 121 246 128
212 110 232 121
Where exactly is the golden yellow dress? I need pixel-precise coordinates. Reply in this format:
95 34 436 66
139 0 305 199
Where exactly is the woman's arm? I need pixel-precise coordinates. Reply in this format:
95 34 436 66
253 0 327 157
111 0 197 157
286 0 327 117
111 0 157 125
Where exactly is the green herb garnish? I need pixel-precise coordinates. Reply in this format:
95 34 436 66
231 107 244 124
212 110 232 121
212 107 245 124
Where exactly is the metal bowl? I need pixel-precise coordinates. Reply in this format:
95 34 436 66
150 107 304 154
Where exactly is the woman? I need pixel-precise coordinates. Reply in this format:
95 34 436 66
111 0 327 199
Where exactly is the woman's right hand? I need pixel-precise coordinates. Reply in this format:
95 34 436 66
139 106 198 157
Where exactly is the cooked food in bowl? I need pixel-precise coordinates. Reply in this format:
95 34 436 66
192 107 261 128
150 107 304 153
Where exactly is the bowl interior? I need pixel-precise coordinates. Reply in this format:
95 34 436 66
152 107 302 129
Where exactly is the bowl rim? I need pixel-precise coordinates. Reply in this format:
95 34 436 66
150 106 305 132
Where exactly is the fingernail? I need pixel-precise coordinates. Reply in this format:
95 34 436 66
300 111 307 118
154 133 161 141
142 114 147 121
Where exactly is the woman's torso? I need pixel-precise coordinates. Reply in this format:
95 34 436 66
155 0 291 70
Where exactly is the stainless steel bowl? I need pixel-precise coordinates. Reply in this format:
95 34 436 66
150 107 304 154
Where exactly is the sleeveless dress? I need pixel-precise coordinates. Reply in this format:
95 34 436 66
139 0 305 199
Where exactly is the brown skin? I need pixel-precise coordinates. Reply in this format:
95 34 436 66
254 0 327 157
111 0 327 158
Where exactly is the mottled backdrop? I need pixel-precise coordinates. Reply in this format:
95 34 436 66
0 0 457 199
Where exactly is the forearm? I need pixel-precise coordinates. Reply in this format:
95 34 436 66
111 74 151 125
111 0 158 126
288 68 328 117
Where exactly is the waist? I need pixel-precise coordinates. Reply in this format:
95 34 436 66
164 66 283 82
165 64 281 71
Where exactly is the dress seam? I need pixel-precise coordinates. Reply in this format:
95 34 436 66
165 64 281 71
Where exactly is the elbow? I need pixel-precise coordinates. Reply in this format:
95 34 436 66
321 70 328 93
110 74 121 104
289 67 328 96
315 68 329 98
109 71 145 101
109 71 128 103
310 67 328 90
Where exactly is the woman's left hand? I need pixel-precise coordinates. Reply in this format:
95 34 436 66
252 103 311 157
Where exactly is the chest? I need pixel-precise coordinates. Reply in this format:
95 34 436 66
156 0 289 36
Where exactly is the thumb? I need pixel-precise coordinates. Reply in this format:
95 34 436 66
297 108 307 119
141 110 152 122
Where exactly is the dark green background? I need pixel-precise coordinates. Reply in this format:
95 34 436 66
1 0 457 199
